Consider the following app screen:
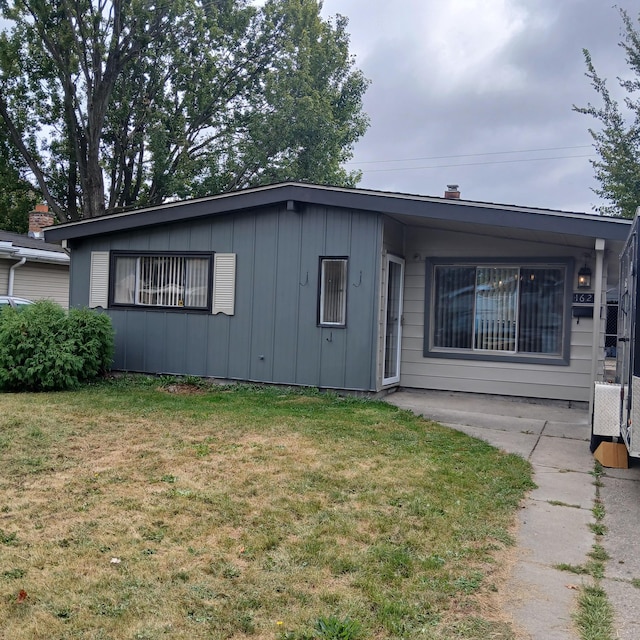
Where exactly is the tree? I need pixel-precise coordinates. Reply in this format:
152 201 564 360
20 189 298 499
0 130 36 232
574 8 640 218
0 0 369 221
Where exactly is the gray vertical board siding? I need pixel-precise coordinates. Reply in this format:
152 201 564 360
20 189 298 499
206 216 234 378
185 314 209 375
318 208 351 388
294 207 326 386
108 311 126 368
168 225 191 250
344 212 383 390
249 212 278 381
319 327 347 388
68 205 382 390
189 219 215 252
272 210 303 383
143 312 168 373
124 311 146 370
163 313 188 374
207 316 230 377
69 244 91 307
227 213 256 380
147 228 171 251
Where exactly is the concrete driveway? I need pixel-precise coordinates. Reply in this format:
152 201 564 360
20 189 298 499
385 389 640 640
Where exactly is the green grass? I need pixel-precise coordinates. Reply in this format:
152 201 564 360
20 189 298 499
575 586 614 640
569 463 615 640
0 376 534 639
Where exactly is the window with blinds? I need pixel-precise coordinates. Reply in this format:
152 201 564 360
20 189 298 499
319 258 348 326
431 263 566 357
112 253 212 310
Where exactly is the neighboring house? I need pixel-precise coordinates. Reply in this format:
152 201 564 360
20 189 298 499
45 182 631 404
1 206 70 308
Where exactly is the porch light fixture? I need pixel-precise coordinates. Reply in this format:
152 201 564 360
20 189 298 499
577 264 592 289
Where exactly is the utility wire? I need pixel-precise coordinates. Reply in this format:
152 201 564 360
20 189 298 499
360 153 595 173
346 145 593 166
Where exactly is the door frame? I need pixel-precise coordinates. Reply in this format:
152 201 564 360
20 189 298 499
382 254 405 386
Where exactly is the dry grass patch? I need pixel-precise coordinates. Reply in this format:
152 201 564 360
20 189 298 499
0 378 534 639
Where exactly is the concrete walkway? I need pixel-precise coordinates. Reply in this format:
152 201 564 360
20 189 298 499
384 389 640 640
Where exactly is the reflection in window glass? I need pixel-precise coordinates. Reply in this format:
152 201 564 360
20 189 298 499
320 258 347 325
432 265 565 356
113 255 210 309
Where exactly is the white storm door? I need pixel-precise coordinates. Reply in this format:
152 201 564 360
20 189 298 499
383 255 405 385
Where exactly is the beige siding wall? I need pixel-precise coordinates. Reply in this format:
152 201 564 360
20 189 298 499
0 262 8 295
400 227 611 402
10 262 69 308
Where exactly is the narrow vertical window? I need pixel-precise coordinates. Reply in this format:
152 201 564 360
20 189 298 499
319 258 347 326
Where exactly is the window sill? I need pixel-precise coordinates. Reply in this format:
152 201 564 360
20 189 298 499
109 304 211 314
424 348 569 366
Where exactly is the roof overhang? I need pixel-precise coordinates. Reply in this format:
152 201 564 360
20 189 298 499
0 240 69 265
43 182 633 244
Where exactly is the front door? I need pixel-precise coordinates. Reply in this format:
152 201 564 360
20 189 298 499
383 255 405 385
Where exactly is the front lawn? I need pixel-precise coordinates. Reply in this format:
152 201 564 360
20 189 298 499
0 378 534 639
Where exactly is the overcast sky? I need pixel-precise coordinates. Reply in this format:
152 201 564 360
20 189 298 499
318 0 635 213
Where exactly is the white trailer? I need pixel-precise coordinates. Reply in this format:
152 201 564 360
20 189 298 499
592 214 640 459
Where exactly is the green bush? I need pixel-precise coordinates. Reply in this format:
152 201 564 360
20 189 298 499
66 307 114 381
0 301 114 391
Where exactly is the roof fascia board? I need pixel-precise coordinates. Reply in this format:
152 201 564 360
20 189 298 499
43 182 632 243
45 184 303 242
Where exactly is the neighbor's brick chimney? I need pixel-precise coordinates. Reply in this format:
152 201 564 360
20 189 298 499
444 184 461 199
28 204 55 239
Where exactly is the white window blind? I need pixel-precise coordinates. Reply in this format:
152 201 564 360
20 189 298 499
89 251 110 308
320 258 347 325
112 254 211 309
432 264 565 356
212 253 236 315
474 267 518 351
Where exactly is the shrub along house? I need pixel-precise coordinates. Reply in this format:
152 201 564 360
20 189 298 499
45 182 631 404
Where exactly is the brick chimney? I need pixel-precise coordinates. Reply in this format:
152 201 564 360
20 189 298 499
28 204 55 240
444 184 461 199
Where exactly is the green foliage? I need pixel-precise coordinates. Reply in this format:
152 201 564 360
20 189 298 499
574 585 614 640
0 129 36 233
0 301 114 391
0 0 369 220
314 616 361 639
279 616 361 640
574 8 640 217
66 307 115 380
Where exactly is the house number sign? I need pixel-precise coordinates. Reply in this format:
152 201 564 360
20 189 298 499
573 293 595 304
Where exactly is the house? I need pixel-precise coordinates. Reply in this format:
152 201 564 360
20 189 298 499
1 205 70 308
44 182 631 403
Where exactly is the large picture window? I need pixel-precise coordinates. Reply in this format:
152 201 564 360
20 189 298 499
111 253 212 310
426 260 570 363
319 258 348 326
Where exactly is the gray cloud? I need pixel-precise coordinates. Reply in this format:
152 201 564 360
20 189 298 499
322 0 636 212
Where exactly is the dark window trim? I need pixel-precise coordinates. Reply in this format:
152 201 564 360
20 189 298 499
109 250 214 313
423 257 574 366
317 256 349 328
